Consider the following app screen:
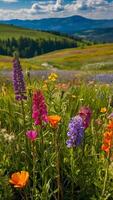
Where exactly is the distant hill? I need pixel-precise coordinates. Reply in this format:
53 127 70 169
75 27 113 43
1 15 113 35
0 24 86 58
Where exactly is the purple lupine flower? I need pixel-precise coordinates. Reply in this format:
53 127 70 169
66 115 84 148
32 90 48 126
78 106 92 129
12 57 27 101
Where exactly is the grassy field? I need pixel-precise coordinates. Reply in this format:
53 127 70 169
28 43 113 70
1 43 113 71
1 66 113 199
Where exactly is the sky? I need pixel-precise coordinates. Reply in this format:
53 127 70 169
0 0 113 20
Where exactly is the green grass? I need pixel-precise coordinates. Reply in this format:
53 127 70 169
0 24 75 42
1 43 113 71
0 76 113 199
19 44 113 71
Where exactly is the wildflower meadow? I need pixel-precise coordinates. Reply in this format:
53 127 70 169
1 55 113 200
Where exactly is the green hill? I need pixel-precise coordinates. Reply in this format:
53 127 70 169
1 43 113 71
0 24 72 40
0 24 87 58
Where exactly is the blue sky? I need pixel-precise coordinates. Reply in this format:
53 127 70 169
0 0 113 20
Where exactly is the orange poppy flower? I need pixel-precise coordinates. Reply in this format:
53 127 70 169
101 144 110 153
103 131 112 140
107 120 113 130
48 115 61 128
9 171 29 188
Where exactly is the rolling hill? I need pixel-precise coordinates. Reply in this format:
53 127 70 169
1 43 113 71
0 24 86 58
0 24 75 41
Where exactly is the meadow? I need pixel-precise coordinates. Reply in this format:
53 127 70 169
1 43 113 71
1 55 113 200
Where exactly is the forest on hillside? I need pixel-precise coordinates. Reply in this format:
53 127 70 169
0 37 77 58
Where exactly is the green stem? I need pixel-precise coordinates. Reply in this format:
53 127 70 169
21 99 26 128
71 148 74 200
101 157 110 197
32 141 36 199
55 128 63 200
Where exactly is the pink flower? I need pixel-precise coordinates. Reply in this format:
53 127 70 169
78 106 92 129
32 90 48 126
26 130 38 141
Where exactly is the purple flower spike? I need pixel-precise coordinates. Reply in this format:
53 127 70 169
12 57 27 101
66 115 84 148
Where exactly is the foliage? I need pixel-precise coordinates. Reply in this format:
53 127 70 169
0 36 77 58
0 69 113 199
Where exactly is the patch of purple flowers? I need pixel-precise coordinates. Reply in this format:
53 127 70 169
66 107 92 148
13 57 27 101
66 115 84 148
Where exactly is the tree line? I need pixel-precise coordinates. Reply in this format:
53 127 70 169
0 37 77 58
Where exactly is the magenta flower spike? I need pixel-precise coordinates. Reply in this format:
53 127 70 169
32 90 48 126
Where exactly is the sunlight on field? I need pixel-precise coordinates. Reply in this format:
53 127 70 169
1 43 113 71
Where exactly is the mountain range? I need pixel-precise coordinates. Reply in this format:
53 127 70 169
0 15 113 42
1 15 113 33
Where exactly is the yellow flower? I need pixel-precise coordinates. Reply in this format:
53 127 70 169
48 73 58 81
100 107 107 113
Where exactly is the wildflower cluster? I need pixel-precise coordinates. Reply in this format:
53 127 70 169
66 106 92 148
101 120 113 154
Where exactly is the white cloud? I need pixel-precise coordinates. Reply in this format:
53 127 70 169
54 0 64 11
0 0 18 2
73 0 108 10
31 0 64 13
0 0 113 20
